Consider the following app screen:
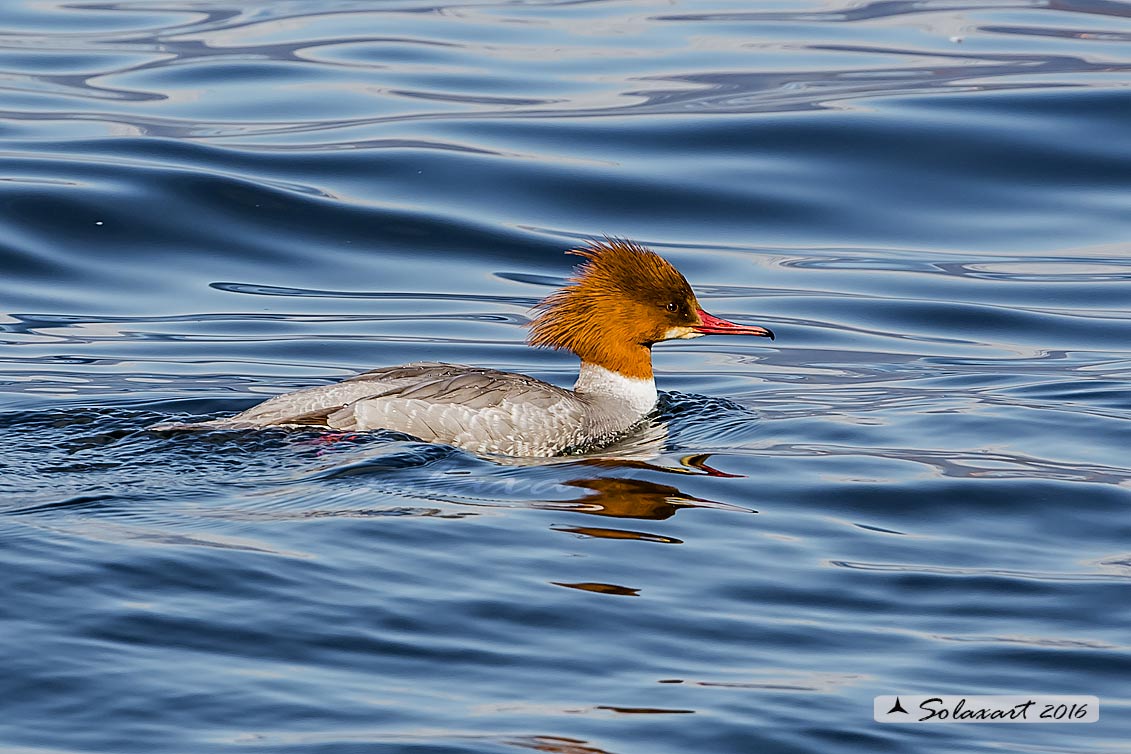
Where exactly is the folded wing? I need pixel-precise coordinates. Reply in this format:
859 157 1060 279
154 362 592 457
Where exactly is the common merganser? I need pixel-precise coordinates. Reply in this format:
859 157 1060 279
155 239 775 456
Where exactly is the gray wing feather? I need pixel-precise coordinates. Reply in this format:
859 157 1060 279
168 362 596 456
327 364 593 455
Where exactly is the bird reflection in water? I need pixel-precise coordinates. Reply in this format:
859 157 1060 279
546 454 754 598
546 454 753 521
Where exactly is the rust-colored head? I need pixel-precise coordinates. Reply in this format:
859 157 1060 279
528 239 774 379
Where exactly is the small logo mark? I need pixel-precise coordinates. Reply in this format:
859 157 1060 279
886 697 909 715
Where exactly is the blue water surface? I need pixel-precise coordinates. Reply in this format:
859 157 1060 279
2 1 1130 752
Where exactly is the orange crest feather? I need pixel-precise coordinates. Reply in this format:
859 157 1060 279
528 238 697 379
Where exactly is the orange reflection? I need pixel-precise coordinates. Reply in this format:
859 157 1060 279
551 525 682 544
504 735 612 754
550 476 750 520
552 581 639 596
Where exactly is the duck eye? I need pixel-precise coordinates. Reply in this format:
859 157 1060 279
665 302 678 312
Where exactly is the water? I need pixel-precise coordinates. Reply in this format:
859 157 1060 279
2 0 1130 752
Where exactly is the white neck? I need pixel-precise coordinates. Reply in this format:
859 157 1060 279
573 362 657 416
